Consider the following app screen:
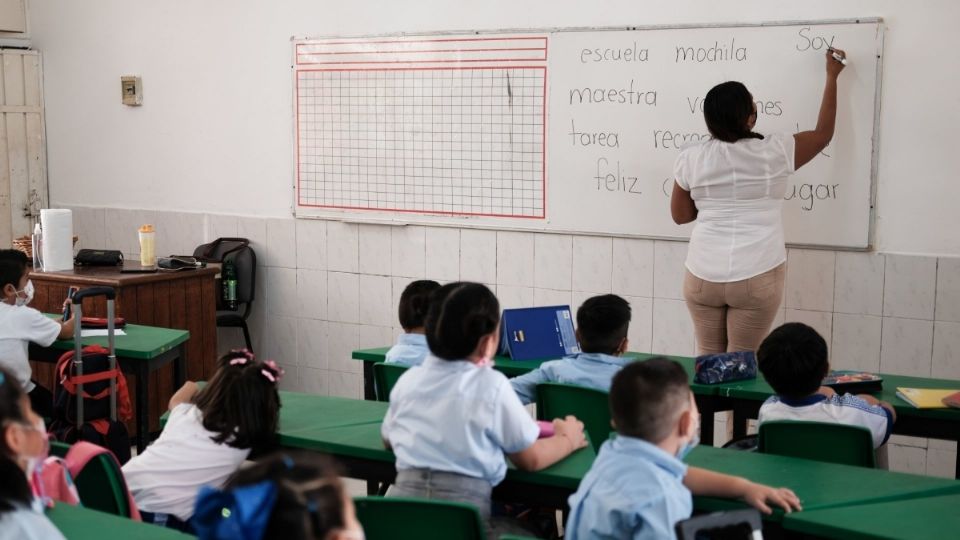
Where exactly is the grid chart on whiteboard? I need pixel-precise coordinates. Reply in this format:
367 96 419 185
294 36 547 218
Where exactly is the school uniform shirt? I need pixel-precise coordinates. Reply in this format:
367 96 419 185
381 355 540 486
566 435 692 540
674 133 796 283
122 403 251 521
0 503 66 540
0 302 61 392
384 333 430 367
509 352 630 405
758 393 893 448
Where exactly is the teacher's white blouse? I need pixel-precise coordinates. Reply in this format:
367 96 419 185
674 132 795 283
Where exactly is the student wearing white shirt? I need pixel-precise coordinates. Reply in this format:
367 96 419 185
382 282 587 537
384 279 440 367
0 250 76 418
122 349 282 532
670 49 847 354
0 367 65 540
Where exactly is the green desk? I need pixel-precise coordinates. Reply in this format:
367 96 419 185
782 492 960 540
713 371 960 479
273 392 960 521
687 445 960 518
355 347 960 478
30 318 190 453
274 391 595 508
47 503 193 539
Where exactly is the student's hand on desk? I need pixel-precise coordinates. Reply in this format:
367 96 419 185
742 482 802 514
553 416 588 451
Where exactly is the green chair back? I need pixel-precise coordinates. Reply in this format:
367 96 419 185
499 536 540 540
758 420 876 468
536 382 611 453
355 496 486 540
373 363 409 402
49 442 132 517
75 451 132 517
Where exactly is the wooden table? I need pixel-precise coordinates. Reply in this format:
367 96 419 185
29 266 218 435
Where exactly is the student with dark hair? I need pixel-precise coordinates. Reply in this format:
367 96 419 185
0 367 65 539
670 49 847 355
382 282 587 536
193 452 364 540
123 349 282 531
510 294 632 404
0 249 76 418
384 279 441 367
566 358 801 539
758 322 895 449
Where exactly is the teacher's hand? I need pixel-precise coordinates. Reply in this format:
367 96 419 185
826 48 846 79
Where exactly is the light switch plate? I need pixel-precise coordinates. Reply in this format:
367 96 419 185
121 76 142 106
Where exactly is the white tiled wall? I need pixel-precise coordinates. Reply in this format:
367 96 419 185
67 206 960 478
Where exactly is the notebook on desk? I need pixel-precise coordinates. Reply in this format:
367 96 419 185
498 305 580 361
896 387 960 409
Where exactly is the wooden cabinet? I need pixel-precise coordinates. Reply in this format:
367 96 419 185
29 266 219 434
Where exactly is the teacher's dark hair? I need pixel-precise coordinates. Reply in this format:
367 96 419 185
0 367 32 514
704 81 764 143
425 282 500 361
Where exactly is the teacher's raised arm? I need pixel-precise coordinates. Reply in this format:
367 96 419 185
669 52 847 356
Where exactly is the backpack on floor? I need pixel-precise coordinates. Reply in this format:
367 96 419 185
50 343 134 464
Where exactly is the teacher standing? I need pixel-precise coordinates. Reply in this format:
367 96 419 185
670 49 846 355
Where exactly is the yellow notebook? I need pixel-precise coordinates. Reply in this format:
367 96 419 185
895 387 960 409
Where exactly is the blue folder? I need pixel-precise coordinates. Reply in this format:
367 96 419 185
498 305 580 361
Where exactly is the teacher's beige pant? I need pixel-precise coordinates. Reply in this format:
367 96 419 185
683 263 785 355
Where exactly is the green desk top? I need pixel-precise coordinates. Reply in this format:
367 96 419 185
47 503 193 539
686 445 960 518
45 314 190 360
280 392 389 432
712 371 960 420
276 394 595 491
782 492 960 540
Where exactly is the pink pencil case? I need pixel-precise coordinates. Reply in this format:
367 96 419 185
537 420 555 438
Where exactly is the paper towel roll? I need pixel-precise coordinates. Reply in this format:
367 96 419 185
40 209 74 271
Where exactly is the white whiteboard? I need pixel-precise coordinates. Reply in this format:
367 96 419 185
293 19 883 249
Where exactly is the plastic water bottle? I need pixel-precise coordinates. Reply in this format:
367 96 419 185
31 223 43 270
138 224 156 267
223 259 238 310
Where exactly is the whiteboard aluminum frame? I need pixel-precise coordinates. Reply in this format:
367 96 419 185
291 17 884 251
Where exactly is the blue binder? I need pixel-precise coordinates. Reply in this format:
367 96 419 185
498 305 580 361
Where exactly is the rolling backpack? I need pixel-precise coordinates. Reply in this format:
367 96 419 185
49 287 133 464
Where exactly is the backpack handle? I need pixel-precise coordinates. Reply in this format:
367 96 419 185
72 286 116 302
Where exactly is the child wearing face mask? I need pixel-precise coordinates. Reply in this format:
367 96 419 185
382 282 587 538
0 250 75 419
0 367 65 540
565 358 802 540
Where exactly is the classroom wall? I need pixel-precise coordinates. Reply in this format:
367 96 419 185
29 1 960 475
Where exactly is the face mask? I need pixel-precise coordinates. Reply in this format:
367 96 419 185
677 434 700 461
20 417 47 474
676 413 701 461
15 280 34 307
